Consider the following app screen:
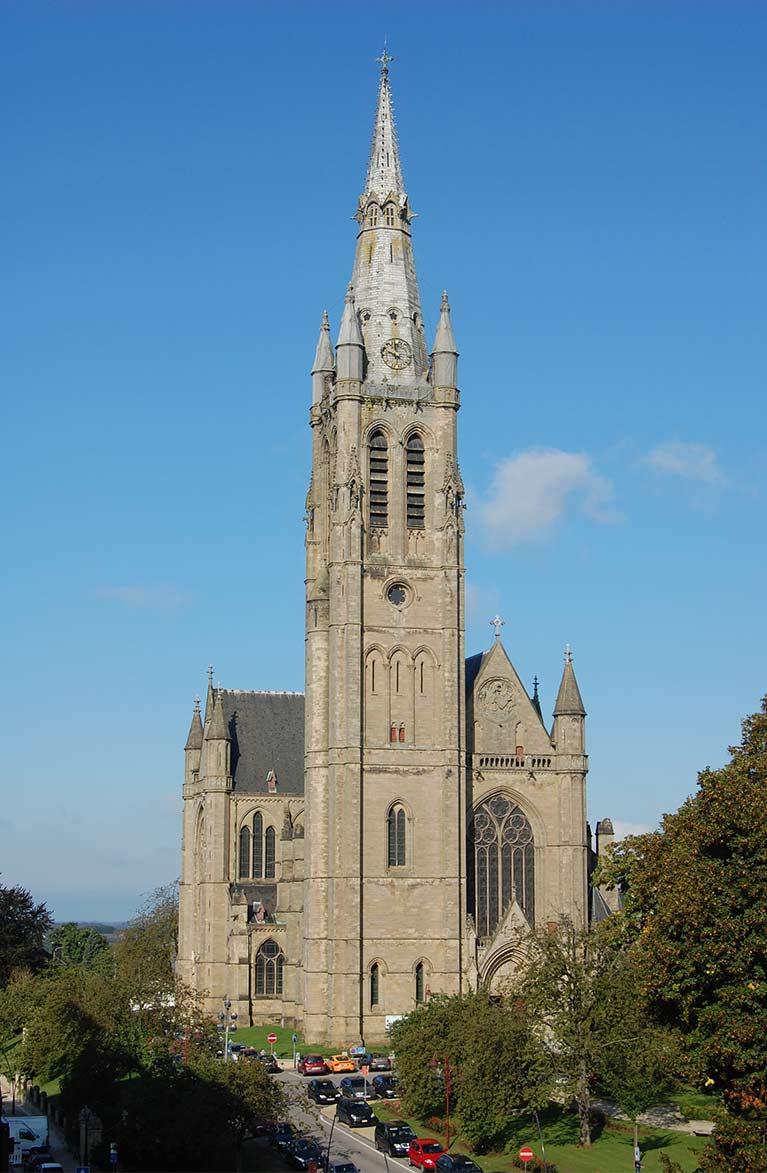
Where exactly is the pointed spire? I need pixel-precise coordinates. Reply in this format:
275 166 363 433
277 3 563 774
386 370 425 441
185 696 204 751
311 310 335 374
337 284 365 348
204 665 215 725
206 689 230 740
364 46 405 203
432 291 459 355
554 648 586 716
531 676 543 720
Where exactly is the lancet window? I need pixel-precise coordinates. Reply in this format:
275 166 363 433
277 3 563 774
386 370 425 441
265 825 276 879
473 795 535 938
387 804 407 867
253 812 263 878
415 962 425 1004
370 962 380 1007
406 434 426 528
238 825 251 880
369 432 389 528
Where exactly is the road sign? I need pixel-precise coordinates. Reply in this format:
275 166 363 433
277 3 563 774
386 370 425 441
291 1032 298 1043
267 1032 278 1044
76 1167 90 1173
361 1064 370 1075
519 1146 534 1164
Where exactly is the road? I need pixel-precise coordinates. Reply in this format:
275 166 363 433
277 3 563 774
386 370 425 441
274 1065 405 1173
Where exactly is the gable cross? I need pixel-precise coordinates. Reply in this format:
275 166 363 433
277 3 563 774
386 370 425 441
490 614 505 641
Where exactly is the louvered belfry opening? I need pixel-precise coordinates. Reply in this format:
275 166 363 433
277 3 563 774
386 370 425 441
406 434 425 528
369 431 389 527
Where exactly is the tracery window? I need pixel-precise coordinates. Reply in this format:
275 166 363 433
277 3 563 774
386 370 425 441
415 961 425 1004
406 434 425 529
255 938 284 997
253 812 263 878
387 804 406 867
370 962 380 1007
473 795 535 937
265 825 276 879
238 825 251 880
369 432 389 528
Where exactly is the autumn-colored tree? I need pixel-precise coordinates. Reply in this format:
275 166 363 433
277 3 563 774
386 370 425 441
598 697 767 1172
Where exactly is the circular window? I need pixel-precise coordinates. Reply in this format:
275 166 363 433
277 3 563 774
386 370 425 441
387 583 408 607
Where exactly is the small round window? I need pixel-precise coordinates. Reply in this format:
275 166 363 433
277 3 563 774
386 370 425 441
387 583 408 608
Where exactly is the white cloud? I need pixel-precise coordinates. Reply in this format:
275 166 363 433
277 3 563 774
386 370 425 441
95 585 186 610
611 819 655 840
646 441 725 486
477 448 619 549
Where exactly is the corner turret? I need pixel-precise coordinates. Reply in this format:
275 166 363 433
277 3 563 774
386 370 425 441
204 688 231 782
431 291 459 389
552 647 586 753
336 284 365 382
184 696 203 783
311 310 335 404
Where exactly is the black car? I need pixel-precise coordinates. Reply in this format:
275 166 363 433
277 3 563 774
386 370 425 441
434 1157 484 1173
368 1053 391 1071
326 1164 360 1173
289 1137 325 1169
373 1119 416 1156
339 1075 374 1101
371 1073 398 1098
307 1078 341 1104
271 1122 295 1151
335 1097 378 1128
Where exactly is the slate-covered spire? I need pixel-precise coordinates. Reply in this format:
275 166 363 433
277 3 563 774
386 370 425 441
349 51 428 387
311 310 335 403
554 649 586 716
336 284 365 381
363 48 405 204
184 697 204 751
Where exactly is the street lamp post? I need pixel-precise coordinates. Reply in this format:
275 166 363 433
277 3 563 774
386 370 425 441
218 997 238 1061
79 1104 93 1169
325 1109 337 1170
430 1055 453 1152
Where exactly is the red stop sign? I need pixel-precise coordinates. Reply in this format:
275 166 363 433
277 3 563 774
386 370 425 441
519 1146 534 1164
267 1032 278 1044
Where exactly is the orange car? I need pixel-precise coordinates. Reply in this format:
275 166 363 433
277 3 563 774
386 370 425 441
327 1053 356 1073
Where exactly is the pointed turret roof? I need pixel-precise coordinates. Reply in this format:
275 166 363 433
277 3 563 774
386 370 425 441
311 310 335 373
206 689 230 740
432 291 459 355
184 697 203 751
337 284 365 348
554 650 586 716
363 50 405 203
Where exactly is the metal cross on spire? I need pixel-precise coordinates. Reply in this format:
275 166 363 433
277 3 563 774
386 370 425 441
376 41 394 73
564 643 572 663
490 615 505 641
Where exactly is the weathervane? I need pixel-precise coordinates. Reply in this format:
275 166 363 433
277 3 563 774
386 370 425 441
490 615 505 641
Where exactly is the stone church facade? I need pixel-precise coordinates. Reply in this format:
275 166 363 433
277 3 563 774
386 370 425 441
177 60 616 1044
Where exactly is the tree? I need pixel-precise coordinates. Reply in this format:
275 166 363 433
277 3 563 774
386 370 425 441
48 922 111 971
0 881 53 986
113 882 178 1005
597 697 767 1172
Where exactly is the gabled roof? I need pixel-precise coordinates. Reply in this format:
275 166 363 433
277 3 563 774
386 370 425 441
219 690 305 795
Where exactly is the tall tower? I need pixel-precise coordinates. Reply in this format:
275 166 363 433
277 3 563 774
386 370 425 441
303 54 466 1044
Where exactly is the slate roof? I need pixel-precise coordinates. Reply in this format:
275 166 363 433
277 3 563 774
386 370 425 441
465 651 487 695
553 659 586 716
219 690 305 795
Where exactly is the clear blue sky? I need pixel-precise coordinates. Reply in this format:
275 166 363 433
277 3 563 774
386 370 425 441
2 2 765 921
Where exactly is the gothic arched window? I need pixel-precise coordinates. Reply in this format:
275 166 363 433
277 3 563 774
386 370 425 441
370 962 380 1007
415 961 425 1004
367 203 379 227
385 203 396 227
406 434 425 529
253 812 263 878
264 825 276 879
472 795 535 938
387 805 406 867
255 938 284 997
238 825 251 880
369 432 389 528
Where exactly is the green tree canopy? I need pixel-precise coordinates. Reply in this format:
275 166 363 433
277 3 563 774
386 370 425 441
48 922 111 971
0 881 53 986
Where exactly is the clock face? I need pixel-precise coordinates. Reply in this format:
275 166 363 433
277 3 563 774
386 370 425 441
381 337 412 370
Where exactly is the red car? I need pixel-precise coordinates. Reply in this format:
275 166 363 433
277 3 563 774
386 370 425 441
408 1139 447 1169
297 1053 329 1076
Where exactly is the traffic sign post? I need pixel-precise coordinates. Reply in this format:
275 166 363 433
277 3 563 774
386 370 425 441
291 1031 298 1067
267 1031 278 1055
519 1145 534 1165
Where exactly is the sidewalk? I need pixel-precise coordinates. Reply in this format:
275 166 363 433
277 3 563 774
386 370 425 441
1 1076 78 1172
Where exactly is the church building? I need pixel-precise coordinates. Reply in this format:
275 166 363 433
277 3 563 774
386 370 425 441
177 57 615 1044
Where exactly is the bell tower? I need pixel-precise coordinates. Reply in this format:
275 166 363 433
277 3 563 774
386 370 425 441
303 52 467 1043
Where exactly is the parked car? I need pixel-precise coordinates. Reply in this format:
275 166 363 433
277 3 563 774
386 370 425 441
288 1136 325 1169
371 1073 399 1099
335 1097 379 1128
339 1075 374 1101
298 1054 329 1076
328 1053 357 1073
435 1156 484 1173
271 1122 295 1151
307 1078 341 1104
255 1053 282 1074
368 1053 391 1071
408 1139 448 1169
374 1119 416 1157
326 1163 359 1173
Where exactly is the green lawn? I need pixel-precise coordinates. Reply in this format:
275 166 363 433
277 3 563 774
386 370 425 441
230 1024 340 1060
375 1102 708 1173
